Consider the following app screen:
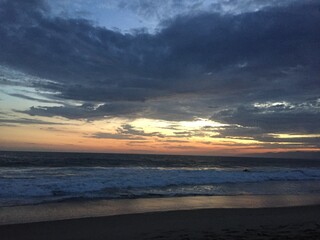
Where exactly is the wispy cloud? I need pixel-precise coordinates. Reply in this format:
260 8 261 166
91 132 146 140
0 117 63 125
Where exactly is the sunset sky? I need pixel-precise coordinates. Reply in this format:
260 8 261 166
0 0 319 156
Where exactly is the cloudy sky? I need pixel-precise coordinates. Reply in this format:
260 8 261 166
0 0 319 156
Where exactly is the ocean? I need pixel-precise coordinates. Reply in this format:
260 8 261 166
0 151 320 207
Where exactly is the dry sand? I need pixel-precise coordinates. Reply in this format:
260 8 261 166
1 205 320 240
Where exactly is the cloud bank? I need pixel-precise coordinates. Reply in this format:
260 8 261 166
0 0 319 145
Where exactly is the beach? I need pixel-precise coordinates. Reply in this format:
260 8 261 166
1 152 320 239
1 195 320 239
1 204 320 240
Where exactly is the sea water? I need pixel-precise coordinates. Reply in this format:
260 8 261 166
0 151 320 206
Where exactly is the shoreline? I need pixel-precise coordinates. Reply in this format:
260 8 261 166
1 205 320 240
1 194 320 225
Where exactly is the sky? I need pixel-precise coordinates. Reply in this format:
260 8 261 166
0 0 319 156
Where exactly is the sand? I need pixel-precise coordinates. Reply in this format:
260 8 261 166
2 194 320 225
1 204 320 239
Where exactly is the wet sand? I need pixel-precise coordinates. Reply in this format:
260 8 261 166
1 205 320 239
1 195 320 240
2 194 320 225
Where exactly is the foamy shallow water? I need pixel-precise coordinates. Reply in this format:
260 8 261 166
1 194 320 225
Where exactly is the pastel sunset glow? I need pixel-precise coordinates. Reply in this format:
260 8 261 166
0 0 319 157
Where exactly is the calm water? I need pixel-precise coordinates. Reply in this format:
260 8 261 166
0 151 320 206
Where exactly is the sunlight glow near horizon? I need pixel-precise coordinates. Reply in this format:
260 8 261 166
1 110 319 155
270 134 320 139
179 119 226 128
1 80 319 155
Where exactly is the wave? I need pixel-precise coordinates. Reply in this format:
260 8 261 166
1 167 320 201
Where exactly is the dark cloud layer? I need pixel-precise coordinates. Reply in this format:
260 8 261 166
213 99 320 134
0 0 320 142
91 124 164 140
8 93 62 104
0 117 62 126
117 0 297 21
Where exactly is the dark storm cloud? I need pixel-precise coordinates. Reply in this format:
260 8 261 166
1 0 319 100
1 0 320 140
21 98 201 121
19 102 147 119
